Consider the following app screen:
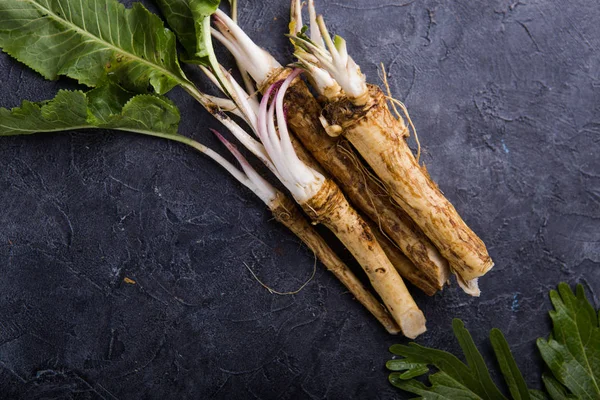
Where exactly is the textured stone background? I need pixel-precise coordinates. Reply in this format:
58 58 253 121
0 0 598 399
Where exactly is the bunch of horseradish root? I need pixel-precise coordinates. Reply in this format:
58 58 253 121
0 0 493 338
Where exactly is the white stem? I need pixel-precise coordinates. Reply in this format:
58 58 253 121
295 51 341 98
308 0 325 48
212 129 278 205
317 16 339 61
211 27 249 69
203 147 250 187
200 65 223 93
221 66 259 131
238 66 256 98
255 71 324 202
335 36 349 65
275 70 315 185
204 94 245 119
290 0 302 35
220 4 258 96
315 16 367 99
213 113 282 184
184 137 277 206
213 9 282 85
295 35 332 61
200 63 260 133
266 100 286 170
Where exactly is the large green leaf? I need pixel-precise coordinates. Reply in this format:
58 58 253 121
0 85 180 137
0 0 191 94
537 284 600 400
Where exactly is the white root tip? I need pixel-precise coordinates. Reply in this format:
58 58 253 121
400 309 427 339
456 275 481 297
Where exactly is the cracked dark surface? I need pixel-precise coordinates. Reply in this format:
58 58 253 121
0 0 598 399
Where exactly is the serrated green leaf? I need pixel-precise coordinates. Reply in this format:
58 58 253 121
103 94 180 135
0 90 91 135
399 365 430 380
388 342 477 389
390 371 484 399
490 328 531 400
453 319 506 399
190 0 221 61
0 0 191 94
0 85 180 138
387 284 599 400
537 283 600 400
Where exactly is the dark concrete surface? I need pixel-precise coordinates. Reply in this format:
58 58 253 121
0 0 598 399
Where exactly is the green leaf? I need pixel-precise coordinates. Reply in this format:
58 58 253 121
0 85 180 137
387 319 551 400
530 389 550 400
103 94 180 135
387 340 507 399
453 319 507 400
386 359 429 374
387 284 599 400
153 0 199 62
154 0 230 97
190 0 221 61
0 91 91 136
0 0 191 94
390 371 485 399
542 373 578 400
490 328 531 400
537 283 600 400
388 342 480 390
399 365 430 380
154 0 220 65
87 84 136 123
